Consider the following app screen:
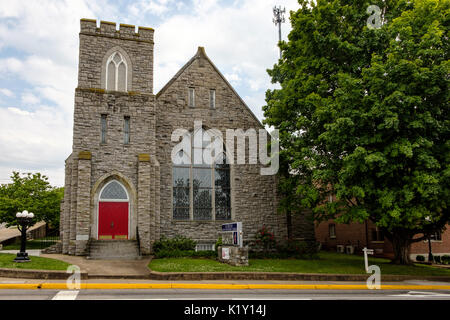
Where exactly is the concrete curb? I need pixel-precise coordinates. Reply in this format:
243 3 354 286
0 283 450 290
1 268 449 282
148 270 450 282
0 268 88 280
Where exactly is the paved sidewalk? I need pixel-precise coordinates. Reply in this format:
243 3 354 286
0 250 41 257
39 254 152 277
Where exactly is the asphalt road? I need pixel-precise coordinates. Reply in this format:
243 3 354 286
1 289 450 300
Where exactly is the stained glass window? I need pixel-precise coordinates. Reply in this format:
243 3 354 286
100 180 128 200
172 128 231 221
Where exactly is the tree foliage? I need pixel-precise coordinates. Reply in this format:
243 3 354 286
0 172 63 229
264 0 449 264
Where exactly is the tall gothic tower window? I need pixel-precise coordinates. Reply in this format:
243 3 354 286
106 52 127 91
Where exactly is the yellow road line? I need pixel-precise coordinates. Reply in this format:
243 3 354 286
0 283 450 290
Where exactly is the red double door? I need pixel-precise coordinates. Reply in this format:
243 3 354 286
98 202 129 240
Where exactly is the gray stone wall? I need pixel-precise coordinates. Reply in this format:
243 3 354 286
155 48 288 245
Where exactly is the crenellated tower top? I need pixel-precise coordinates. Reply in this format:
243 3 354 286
77 18 154 93
80 18 154 43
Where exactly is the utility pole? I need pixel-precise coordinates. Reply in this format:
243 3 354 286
273 5 286 59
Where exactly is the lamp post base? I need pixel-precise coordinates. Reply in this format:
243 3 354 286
13 252 30 263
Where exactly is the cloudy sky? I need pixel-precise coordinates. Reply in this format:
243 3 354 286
0 0 299 186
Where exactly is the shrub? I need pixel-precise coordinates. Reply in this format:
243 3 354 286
442 255 450 265
415 255 425 262
192 250 216 258
152 235 196 254
434 255 442 264
215 237 222 255
254 225 276 251
154 249 216 259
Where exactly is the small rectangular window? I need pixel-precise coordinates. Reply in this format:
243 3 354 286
209 89 215 109
124 116 130 144
329 224 336 238
431 231 442 241
188 88 195 108
371 227 384 242
101 114 107 143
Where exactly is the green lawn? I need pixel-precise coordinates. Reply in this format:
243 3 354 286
0 253 70 270
149 252 450 276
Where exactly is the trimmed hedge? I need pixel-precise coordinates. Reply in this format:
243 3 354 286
152 235 216 259
442 255 450 265
154 249 216 259
416 255 425 262
152 235 196 253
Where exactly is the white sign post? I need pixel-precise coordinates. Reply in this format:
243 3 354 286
363 247 374 272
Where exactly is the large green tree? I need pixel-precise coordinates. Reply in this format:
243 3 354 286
0 172 63 229
264 0 449 264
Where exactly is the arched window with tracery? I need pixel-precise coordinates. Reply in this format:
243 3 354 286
172 128 231 221
106 52 127 91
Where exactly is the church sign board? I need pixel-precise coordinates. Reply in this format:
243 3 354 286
221 222 243 247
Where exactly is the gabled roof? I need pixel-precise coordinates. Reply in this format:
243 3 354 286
156 47 263 128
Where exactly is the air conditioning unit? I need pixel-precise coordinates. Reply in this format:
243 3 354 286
336 245 344 253
345 245 355 254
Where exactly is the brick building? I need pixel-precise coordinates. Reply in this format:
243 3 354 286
60 19 313 257
315 219 450 261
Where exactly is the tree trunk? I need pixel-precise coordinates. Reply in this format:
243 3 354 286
391 233 412 265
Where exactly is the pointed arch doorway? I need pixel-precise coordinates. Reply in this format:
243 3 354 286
98 180 129 240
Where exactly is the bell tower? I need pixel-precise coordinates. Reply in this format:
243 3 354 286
61 19 159 256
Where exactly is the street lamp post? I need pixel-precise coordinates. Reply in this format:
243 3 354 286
428 235 434 263
13 210 34 263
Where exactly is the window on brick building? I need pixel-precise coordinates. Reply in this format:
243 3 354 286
371 227 384 242
172 128 231 221
101 114 107 143
430 230 442 241
124 116 130 144
106 52 127 91
329 224 336 239
188 88 195 107
209 89 216 109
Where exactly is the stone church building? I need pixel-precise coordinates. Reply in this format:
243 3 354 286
60 19 313 258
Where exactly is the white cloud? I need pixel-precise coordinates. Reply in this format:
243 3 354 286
21 92 40 105
154 0 297 106
224 72 241 85
0 88 14 97
0 106 71 186
129 0 174 18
